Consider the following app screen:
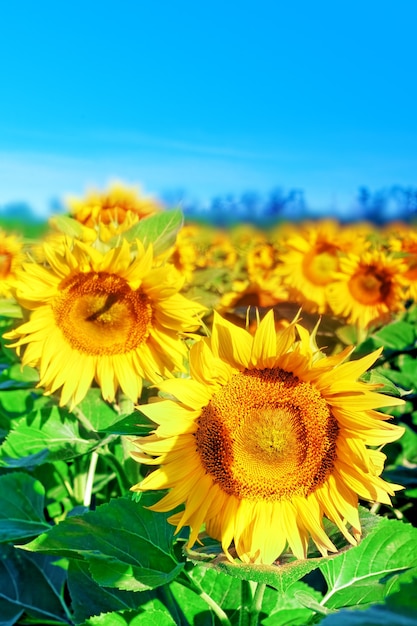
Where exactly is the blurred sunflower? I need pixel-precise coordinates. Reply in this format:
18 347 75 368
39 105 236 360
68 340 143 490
132 311 403 565
5 238 205 408
388 226 417 303
277 220 361 314
0 230 24 298
327 249 407 329
66 182 162 241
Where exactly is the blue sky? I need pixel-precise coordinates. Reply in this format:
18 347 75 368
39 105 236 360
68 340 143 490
1 0 416 216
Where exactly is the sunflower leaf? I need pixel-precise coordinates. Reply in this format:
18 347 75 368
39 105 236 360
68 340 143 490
0 406 97 468
0 472 51 542
116 208 184 256
67 560 155 622
171 565 241 625
0 544 68 625
318 581 417 625
83 606 177 626
75 388 126 432
22 494 184 592
370 321 416 351
97 409 155 435
319 516 417 609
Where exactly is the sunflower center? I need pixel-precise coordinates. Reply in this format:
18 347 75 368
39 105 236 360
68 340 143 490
195 368 339 501
53 271 153 355
303 246 339 286
348 266 391 305
0 252 12 278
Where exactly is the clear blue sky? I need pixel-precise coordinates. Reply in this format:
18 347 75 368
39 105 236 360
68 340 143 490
1 0 416 216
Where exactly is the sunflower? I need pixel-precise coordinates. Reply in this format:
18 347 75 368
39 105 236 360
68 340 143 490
327 249 408 330
387 226 417 303
4 238 205 408
66 182 162 241
0 230 24 298
132 311 403 565
277 220 364 314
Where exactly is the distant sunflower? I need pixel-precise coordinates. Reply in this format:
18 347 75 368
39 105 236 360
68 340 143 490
132 311 403 564
0 230 24 298
277 220 361 314
67 182 162 241
5 238 204 408
327 249 407 329
388 227 417 303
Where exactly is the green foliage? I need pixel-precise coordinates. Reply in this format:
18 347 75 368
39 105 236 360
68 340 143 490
23 493 184 593
114 208 184 256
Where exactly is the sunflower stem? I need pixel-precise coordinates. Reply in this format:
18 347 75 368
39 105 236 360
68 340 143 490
239 580 266 626
83 450 99 507
182 571 232 625
249 582 266 625
239 580 253 626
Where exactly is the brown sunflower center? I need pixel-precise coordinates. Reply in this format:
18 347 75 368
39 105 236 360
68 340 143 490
0 251 12 278
195 368 339 501
348 266 391 305
302 245 339 286
53 271 153 355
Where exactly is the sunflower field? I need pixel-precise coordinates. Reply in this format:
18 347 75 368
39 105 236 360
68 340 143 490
0 183 416 626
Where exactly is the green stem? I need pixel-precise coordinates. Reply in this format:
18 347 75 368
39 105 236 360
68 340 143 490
83 450 99 507
239 581 267 626
239 580 253 626
181 571 232 625
249 583 266 626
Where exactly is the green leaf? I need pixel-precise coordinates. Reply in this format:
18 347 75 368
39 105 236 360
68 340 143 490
50 214 92 238
68 560 154 623
396 354 417 388
171 565 241 625
76 388 126 432
261 581 328 625
372 321 416 351
23 493 184 592
0 388 44 418
0 472 50 542
359 370 403 397
97 410 155 435
0 544 68 624
319 516 417 609
117 208 184 256
319 581 417 624
0 406 96 468
84 606 177 626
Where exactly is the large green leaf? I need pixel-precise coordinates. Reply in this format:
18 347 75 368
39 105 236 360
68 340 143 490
84 606 177 626
0 406 96 468
261 581 329 626
367 321 416 352
0 472 50 542
319 581 417 625
115 208 183 256
171 565 241 625
319 516 417 609
68 560 154 623
23 493 184 592
0 544 68 624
